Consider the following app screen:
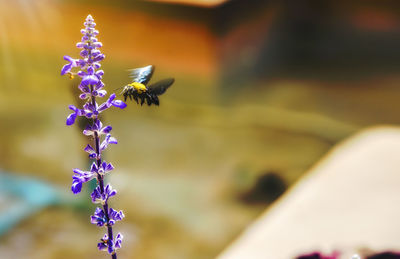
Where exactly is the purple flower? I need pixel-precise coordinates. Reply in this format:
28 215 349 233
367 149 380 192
108 208 124 225
91 207 123 227
83 119 112 137
93 53 105 62
98 161 114 176
83 144 98 159
98 94 127 112
91 207 107 227
100 134 117 151
98 234 114 254
63 14 125 257
97 233 123 254
93 89 107 98
91 184 117 204
66 105 82 126
61 56 78 75
90 161 99 173
82 74 99 86
71 168 95 194
71 177 83 194
97 234 108 251
107 240 114 254
115 233 123 249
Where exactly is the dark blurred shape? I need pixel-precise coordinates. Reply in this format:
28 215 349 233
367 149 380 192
267 0 400 77
240 171 287 204
296 251 339 259
220 0 400 95
296 251 400 259
367 251 400 259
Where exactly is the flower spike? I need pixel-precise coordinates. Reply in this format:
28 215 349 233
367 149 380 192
61 15 125 258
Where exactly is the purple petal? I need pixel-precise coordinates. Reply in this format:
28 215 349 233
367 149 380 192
69 105 78 112
66 113 77 126
76 42 85 48
107 93 116 103
92 50 101 57
93 42 103 48
83 129 94 136
84 144 95 153
91 207 107 227
97 90 107 97
71 178 82 194
63 55 74 63
91 187 102 203
107 240 114 254
61 63 72 75
90 216 104 227
77 70 86 77
81 75 99 86
86 14 94 21
115 233 123 249
77 59 86 67
80 49 89 57
112 100 127 109
90 162 98 173
93 62 101 69
98 241 107 251
73 168 85 176
105 163 114 172
98 102 110 113
109 208 124 222
96 70 104 76
87 66 95 75
108 136 117 145
109 189 117 197
94 119 102 130
101 125 112 134
84 112 93 118
98 234 109 251
83 102 95 112
93 54 105 62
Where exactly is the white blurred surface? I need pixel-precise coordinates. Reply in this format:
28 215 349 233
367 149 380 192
219 126 400 259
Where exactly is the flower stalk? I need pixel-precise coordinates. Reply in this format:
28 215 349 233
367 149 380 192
61 15 126 258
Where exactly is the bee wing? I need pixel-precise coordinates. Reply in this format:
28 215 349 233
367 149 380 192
147 78 175 95
128 65 154 85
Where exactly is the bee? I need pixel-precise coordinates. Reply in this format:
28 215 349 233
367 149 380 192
121 65 174 106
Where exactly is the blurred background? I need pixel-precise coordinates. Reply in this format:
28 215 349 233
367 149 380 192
0 0 400 258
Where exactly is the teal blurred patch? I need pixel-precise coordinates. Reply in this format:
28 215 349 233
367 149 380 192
0 172 75 236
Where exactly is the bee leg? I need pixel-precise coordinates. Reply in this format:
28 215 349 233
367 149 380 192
140 95 145 106
123 93 127 102
133 94 139 104
146 94 152 106
129 94 133 101
153 95 159 106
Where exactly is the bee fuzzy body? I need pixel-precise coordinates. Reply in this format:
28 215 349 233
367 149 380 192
123 84 160 106
121 65 174 107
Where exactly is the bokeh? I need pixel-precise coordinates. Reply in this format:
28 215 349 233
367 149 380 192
0 0 400 258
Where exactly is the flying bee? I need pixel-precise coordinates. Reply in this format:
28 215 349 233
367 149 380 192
120 65 174 106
